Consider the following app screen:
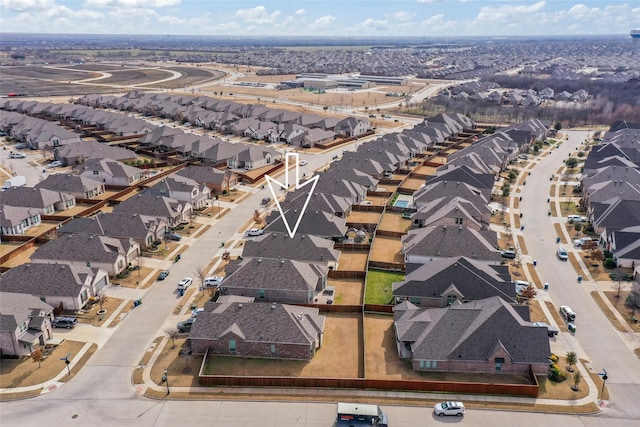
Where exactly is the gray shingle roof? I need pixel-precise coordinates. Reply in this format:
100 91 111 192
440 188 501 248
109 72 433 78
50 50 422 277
223 258 327 292
31 234 133 264
0 292 54 332
190 301 324 345
0 263 98 298
242 232 340 264
0 186 75 209
403 226 500 263
394 296 550 364
393 256 514 302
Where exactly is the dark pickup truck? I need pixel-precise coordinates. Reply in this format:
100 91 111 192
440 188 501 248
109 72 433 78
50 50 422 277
533 322 559 337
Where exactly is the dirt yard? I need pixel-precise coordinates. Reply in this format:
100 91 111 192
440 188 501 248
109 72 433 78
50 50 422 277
198 313 363 379
363 196 390 206
369 236 403 264
412 165 439 176
346 210 382 226
337 251 368 272
328 278 364 305
0 340 86 388
398 178 424 192
378 213 411 234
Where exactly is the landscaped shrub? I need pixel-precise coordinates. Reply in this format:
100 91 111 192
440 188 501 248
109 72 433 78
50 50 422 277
604 258 616 269
549 354 559 363
548 366 566 382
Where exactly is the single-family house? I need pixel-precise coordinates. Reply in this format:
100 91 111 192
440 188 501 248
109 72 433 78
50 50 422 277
175 165 238 195
112 191 192 227
0 292 54 357
242 232 341 268
393 296 550 375
76 158 144 187
0 186 76 215
35 174 105 199
0 206 42 236
189 301 325 361
147 175 211 209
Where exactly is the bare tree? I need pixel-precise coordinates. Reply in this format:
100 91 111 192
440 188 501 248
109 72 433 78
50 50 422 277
164 327 180 349
97 290 107 311
520 285 537 301
195 265 206 295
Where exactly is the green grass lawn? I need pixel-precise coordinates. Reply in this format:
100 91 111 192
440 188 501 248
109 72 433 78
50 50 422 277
365 269 404 305
559 201 583 216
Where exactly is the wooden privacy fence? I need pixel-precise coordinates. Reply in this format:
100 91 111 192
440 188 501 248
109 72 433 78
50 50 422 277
198 367 539 397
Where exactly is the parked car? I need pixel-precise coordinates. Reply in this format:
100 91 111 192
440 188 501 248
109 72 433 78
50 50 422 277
52 317 78 329
165 232 182 241
246 228 264 236
567 215 587 223
556 246 568 261
573 237 593 247
501 250 517 259
177 317 195 333
47 160 63 168
204 276 223 287
261 197 271 205
533 322 559 337
9 152 26 159
177 277 193 290
560 305 576 321
434 401 465 417
191 308 204 318
299 160 308 166
157 270 169 280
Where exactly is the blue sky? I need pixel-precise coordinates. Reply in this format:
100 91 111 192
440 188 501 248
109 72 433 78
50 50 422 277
0 1 638 37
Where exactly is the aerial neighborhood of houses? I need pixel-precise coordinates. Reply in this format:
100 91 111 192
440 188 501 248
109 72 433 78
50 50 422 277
1 84 639 405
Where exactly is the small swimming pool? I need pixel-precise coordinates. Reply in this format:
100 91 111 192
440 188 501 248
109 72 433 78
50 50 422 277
394 200 410 208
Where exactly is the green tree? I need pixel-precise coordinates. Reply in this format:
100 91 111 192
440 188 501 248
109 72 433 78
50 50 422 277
572 371 582 391
554 122 562 131
565 351 577 372
565 157 579 169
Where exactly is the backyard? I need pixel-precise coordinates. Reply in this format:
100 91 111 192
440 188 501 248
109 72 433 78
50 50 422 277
369 236 403 265
365 269 404 305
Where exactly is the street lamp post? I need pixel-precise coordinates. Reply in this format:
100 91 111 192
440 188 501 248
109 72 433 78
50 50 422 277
162 368 170 396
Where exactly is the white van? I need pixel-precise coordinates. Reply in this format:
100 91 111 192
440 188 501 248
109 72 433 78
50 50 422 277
560 305 576 321
557 246 568 261
567 215 586 222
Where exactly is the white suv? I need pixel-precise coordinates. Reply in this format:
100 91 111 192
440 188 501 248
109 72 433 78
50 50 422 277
434 401 465 417
177 277 193 290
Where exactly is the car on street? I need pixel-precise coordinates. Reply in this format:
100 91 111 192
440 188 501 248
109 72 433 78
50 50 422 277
52 317 78 329
177 277 193 290
246 228 264 236
557 246 568 261
177 317 195 333
261 197 271 205
157 270 169 280
299 160 308 166
434 401 465 417
9 152 26 159
47 160 63 168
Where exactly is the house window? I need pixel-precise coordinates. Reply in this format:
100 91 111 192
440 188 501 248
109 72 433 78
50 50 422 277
81 290 88 303
271 345 276 353
40 296 46 303
19 322 27 333
495 357 505 371
410 297 421 305
229 339 236 353
259 289 265 299
455 218 463 225
93 170 99 175
419 360 437 369
446 295 458 305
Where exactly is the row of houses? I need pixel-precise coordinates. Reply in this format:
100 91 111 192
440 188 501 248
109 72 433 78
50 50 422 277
581 121 640 268
389 119 551 376
78 91 370 146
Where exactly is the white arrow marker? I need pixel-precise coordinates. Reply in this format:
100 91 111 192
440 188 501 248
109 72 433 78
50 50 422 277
265 152 319 238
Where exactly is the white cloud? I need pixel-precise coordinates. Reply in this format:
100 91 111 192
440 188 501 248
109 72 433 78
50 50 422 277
476 1 546 23
394 11 415 22
355 18 389 32
310 15 335 29
0 0 55 11
235 5 281 24
422 14 458 33
158 14 186 25
84 0 179 7
417 0 436 3
294 9 304 16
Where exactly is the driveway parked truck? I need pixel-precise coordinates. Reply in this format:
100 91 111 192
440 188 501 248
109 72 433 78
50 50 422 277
337 402 388 426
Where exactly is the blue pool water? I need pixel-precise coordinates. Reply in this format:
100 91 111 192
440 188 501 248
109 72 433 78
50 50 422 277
394 200 409 208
